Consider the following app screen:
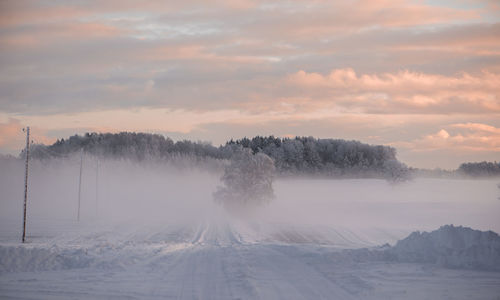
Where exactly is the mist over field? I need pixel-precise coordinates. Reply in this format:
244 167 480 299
2 155 499 233
0 156 219 224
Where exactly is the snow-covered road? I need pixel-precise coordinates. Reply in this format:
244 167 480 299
1 218 500 300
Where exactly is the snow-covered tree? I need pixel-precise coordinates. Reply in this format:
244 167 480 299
458 161 500 177
213 149 275 211
383 159 411 183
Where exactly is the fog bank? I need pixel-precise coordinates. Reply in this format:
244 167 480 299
1 157 499 242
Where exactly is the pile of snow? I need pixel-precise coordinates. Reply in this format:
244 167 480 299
389 225 500 270
0 246 94 273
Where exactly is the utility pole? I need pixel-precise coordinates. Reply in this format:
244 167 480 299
95 158 99 218
77 149 83 221
22 127 30 243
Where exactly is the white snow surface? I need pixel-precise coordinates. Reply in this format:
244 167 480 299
1 172 500 299
1 217 500 300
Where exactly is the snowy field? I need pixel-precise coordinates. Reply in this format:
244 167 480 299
1 160 500 299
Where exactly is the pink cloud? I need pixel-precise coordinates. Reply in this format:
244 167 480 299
1 22 125 48
0 118 22 147
287 69 500 114
403 123 500 153
243 0 479 41
451 122 500 134
0 2 89 27
0 118 56 153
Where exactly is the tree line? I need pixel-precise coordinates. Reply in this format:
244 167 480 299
27 132 410 180
458 161 500 177
227 136 408 179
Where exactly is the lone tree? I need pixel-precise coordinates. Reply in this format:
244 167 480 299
214 149 275 212
383 159 411 183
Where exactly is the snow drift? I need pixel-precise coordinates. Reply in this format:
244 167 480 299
389 225 500 271
0 246 94 273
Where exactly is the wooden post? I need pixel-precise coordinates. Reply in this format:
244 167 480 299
77 149 83 221
22 127 30 243
95 158 99 217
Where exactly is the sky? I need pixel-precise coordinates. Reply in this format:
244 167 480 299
0 0 499 169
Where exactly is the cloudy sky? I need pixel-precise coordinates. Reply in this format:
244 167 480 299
0 0 499 168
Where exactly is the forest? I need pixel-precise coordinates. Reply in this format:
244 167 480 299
25 132 409 180
458 161 500 177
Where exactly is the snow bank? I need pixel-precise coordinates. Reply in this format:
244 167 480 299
0 246 94 273
389 225 500 271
